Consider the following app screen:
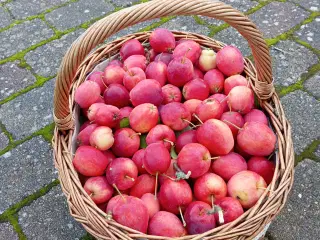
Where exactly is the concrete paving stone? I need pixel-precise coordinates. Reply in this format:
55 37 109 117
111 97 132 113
106 19 158 42
270 40 317 87
290 0 320 11
280 91 320 155
110 0 140 7
268 159 320 240
160 16 210 36
295 17 320 50
0 79 55 140
200 0 259 26
0 7 12 29
315 145 320 158
304 73 320 99
46 0 114 31
0 130 9 150
25 29 85 77
0 61 37 101
0 136 57 214
249 2 309 39
19 185 85 240
0 19 54 60
213 27 251 57
0 222 18 240
6 0 69 19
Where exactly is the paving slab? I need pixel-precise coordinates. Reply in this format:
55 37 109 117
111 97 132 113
295 17 320 50
0 19 54 60
25 29 85 77
160 16 210 36
280 91 320 155
6 0 69 19
315 145 320 159
46 0 114 31
0 130 9 150
268 159 320 240
290 0 320 11
249 2 309 39
213 27 251 57
304 73 320 99
0 222 18 240
0 79 55 140
200 0 258 26
0 136 57 214
0 61 37 101
19 185 85 240
270 40 317 87
0 7 12 29
110 0 140 7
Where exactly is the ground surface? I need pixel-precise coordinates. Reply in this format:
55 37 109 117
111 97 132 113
0 0 319 239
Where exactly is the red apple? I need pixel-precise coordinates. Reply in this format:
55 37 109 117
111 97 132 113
150 28 176 53
104 65 125 85
102 150 115 166
211 152 247 181
148 211 186 237
130 79 163 106
216 45 244 76
103 84 130 108
73 146 109 176
82 96 104 118
146 124 176 150
237 122 276 156
183 99 202 122
158 179 193 214
120 39 145 60
130 174 156 198
84 176 113 204
177 143 211 178
123 55 147 71
247 156 275 184
129 103 159 133
167 57 194 87
173 40 201 64
141 193 160 218
214 197 244 224
87 71 107 93
193 67 204 79
194 173 227 205
106 195 126 215
132 149 147 174
148 48 157 62
155 52 173 66
204 69 225 94
224 74 248 95
145 61 167 86
77 123 98 146
220 111 245 138
107 59 123 68
106 158 138 190
244 109 268 125
75 81 100 108
162 84 182 104
80 121 91 131
184 201 216 234
209 93 229 112
89 126 114 151
228 86 254 114
160 102 191 130
195 98 223 122
116 106 133 129
175 130 197 153
123 67 146 91
183 78 210 101
159 159 177 185
227 170 267 209
89 104 121 128
111 128 140 157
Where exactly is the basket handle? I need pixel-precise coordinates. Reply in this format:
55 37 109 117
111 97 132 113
54 0 273 130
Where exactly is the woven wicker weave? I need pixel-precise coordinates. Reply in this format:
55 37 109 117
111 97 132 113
52 0 295 239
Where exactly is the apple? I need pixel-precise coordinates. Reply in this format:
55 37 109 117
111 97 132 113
224 74 248 95
195 98 223 122
145 61 167 86
75 81 101 108
103 84 130 108
84 176 113 204
198 49 217 71
247 156 275 184
132 149 147 174
146 124 176 150
214 197 244 224
89 126 114 151
175 130 197 153
161 84 182 104
149 28 176 53
216 45 244 76
123 55 147 70
173 40 201 64
160 102 191 130
204 69 225 94
155 52 173 65
123 67 146 91
120 39 145 60
129 103 159 133
130 79 163 106
111 128 140 157
244 109 268 125
104 65 125 85
130 174 156 198
141 193 160 218
183 78 210 101
167 57 194 87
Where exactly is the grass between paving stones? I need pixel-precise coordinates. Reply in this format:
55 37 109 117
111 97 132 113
295 140 320 165
80 233 95 240
0 123 55 156
7 214 27 240
0 121 14 144
0 179 59 222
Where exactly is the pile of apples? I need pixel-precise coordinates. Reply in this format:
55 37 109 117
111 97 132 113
72 28 277 237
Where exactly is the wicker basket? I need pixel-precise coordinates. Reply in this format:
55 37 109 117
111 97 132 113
52 0 295 239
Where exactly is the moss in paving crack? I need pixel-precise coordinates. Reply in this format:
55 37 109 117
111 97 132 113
295 140 320 165
0 179 59 222
80 233 95 240
7 214 27 240
37 123 55 142
294 38 320 57
0 121 14 143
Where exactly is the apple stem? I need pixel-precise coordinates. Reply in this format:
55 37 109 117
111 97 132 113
210 156 220 160
125 175 135 181
221 95 229 103
179 206 186 227
130 132 142 138
112 184 125 200
192 114 203 124
155 172 158 199
181 48 192 64
101 75 108 88
215 205 225 225
223 119 242 130
182 119 197 128
268 153 274 160
163 139 174 146
161 173 176 181
173 163 191 180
